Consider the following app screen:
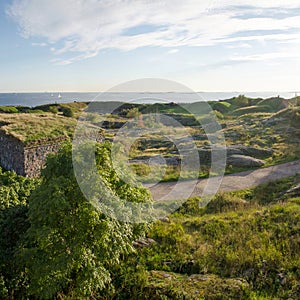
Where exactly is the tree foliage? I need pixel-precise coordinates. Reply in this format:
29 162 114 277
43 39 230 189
20 142 151 298
0 169 37 298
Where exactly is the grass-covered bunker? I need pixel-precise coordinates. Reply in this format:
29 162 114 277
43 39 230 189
0 113 76 177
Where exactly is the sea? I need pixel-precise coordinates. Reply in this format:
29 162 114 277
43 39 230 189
0 91 296 107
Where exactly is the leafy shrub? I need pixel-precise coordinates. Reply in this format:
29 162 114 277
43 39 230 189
0 169 37 298
0 106 19 113
126 107 140 118
61 106 74 117
205 193 249 214
21 142 151 299
232 95 249 107
49 106 58 114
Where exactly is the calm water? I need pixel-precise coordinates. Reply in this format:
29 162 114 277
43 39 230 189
0 91 295 107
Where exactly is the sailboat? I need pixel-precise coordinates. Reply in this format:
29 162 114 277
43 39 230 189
58 93 62 99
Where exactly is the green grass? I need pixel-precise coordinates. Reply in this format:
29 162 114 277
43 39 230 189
0 113 77 144
114 176 300 299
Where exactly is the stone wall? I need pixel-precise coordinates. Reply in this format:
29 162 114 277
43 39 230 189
0 131 25 175
24 143 63 177
0 130 63 177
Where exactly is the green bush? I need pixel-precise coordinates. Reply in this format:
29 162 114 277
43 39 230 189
233 95 249 107
61 106 74 117
205 193 249 214
0 106 19 113
0 169 37 298
21 142 151 299
48 106 58 114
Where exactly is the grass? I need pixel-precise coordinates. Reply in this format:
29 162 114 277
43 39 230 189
0 113 77 145
114 176 300 299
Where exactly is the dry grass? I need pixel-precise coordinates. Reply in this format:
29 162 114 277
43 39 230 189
0 113 77 144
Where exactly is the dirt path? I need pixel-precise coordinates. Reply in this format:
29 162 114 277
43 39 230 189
147 160 300 201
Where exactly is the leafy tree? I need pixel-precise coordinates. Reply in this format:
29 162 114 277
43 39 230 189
0 169 37 298
21 142 151 298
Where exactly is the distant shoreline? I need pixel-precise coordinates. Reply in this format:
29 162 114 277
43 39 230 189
0 91 296 107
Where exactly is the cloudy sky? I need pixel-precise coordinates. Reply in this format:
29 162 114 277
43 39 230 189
1 0 300 92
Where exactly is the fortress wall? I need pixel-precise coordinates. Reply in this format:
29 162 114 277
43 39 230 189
0 131 25 175
24 143 63 177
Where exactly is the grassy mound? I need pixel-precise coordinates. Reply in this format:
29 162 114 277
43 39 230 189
232 105 271 116
0 113 77 144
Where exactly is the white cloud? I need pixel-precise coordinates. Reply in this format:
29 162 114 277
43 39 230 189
168 49 179 54
6 0 300 64
231 51 300 62
227 43 252 49
31 42 47 47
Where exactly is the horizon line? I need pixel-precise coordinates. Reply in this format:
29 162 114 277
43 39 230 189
0 90 297 94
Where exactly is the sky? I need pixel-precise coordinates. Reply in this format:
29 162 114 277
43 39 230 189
1 0 300 92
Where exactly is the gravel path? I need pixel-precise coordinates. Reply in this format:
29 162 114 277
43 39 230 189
147 160 300 201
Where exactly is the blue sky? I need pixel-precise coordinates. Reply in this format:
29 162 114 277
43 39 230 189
1 0 300 92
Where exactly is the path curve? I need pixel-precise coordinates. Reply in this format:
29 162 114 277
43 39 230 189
147 160 300 201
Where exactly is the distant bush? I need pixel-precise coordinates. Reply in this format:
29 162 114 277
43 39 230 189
126 107 140 118
48 106 58 114
61 106 74 117
0 106 18 113
233 95 249 107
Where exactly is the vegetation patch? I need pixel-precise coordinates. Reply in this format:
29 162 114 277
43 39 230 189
0 113 77 144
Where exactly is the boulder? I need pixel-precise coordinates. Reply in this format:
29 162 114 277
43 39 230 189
285 185 300 198
228 145 273 158
227 155 265 168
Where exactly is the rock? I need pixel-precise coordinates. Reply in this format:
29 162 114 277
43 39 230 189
228 145 273 158
133 237 157 249
159 216 170 223
196 145 272 166
165 156 180 166
285 185 300 198
227 155 265 168
226 147 244 156
130 155 180 166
